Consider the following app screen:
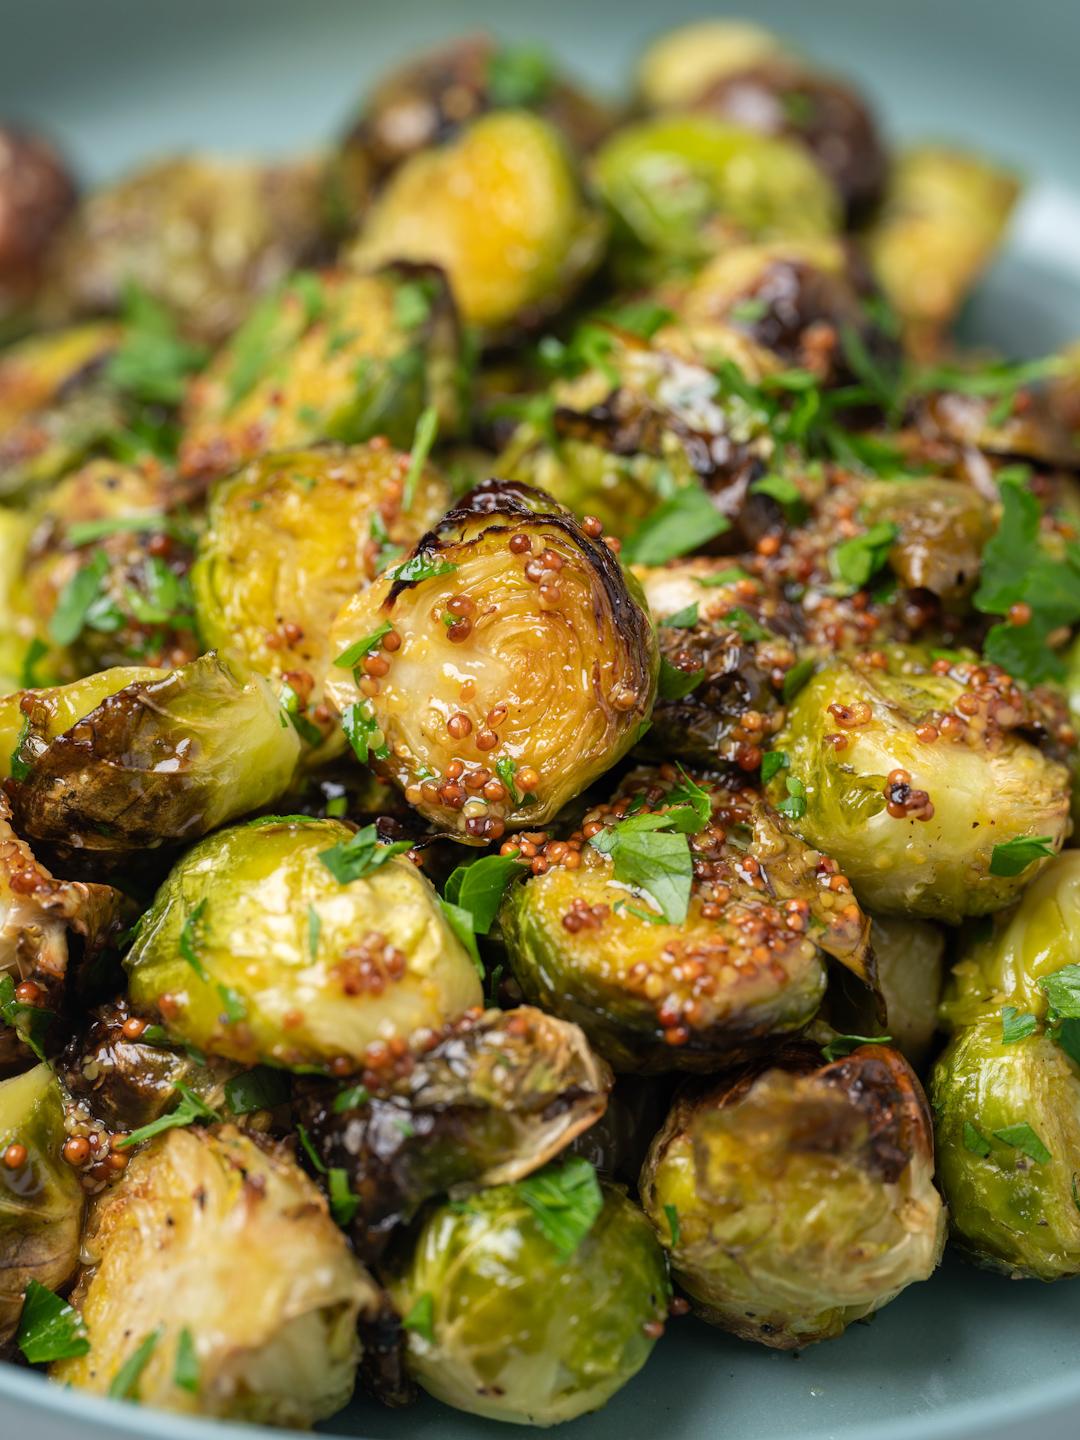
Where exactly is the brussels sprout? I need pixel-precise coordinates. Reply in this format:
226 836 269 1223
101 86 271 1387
767 646 1071 920
863 146 1020 359
0 126 76 334
856 476 994 601
326 480 658 841
42 154 329 344
0 789 126 1070
0 1064 85 1343
179 263 466 487
297 1005 611 1258
20 456 200 679
0 321 124 500
870 914 945 1069
593 115 839 279
385 1164 670 1425
0 654 300 854
350 111 607 332
914 381 1080 470
641 1042 945 1345
501 770 871 1072
0 507 35 691
51 1124 378 1423
59 999 249 1133
931 1018 1080 1278
192 442 451 756
124 817 482 1071
334 35 612 212
636 21 782 109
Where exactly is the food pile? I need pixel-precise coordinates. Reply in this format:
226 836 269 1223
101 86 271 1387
1 19 1079 1430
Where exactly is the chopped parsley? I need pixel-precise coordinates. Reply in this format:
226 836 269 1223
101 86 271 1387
660 602 699 629
178 899 210 982
444 851 526 935
341 700 390 765
622 485 730 566
115 1083 221 1149
402 1292 436 1344
761 750 789 784
9 714 33 782
307 904 321 959
487 43 553 107
0 973 53 1061
224 1067 291 1116
318 824 411 884
334 621 392 671
16 1281 90 1365
962 1122 992 1158
402 404 439 510
775 774 807 821
387 553 458 585
820 1033 891 1062
658 656 706 700
663 1203 682 1247
989 835 1056 878
781 657 814 703
517 1157 604 1260
589 812 694 924
107 283 208 407
1000 1006 1039 1045
332 1082 371 1115
173 1328 200 1394
992 1122 1051 1164
109 1327 163 1400
830 522 898 592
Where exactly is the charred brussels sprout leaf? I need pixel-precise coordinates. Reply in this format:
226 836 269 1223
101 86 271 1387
350 112 606 331
296 1005 611 1259
768 646 1070 920
192 442 451 757
0 654 300 854
386 1173 670 1425
593 115 839 277
501 772 870 1072
51 1125 380 1424
641 1043 944 1346
180 264 466 487
0 1065 85 1344
327 481 658 841
124 819 482 1070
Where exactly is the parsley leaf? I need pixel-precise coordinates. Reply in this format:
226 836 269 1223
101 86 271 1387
9 714 32 782
444 852 526 934
332 1083 371 1115
658 656 705 700
963 1122 992 1158
761 750 789 784
487 44 553 107
1000 1006 1039 1045
989 835 1056 878
318 824 411 884
115 1083 221 1149
328 1168 360 1226
820 1033 891 1062
387 553 457 585
334 621 392 670
751 472 806 522
600 300 675 340
517 1157 604 1260
1040 964 1080 1018
622 486 730 566
16 1281 90 1364
107 283 208 407
178 899 209 982
993 1122 1051 1164
307 903 321 959
48 550 112 646
402 1292 436 1344
664 1203 682 1247
776 774 807 821
831 522 898 591
174 1327 199 1395
0 973 53 1061
660 602 699 629
589 816 694 924
781 657 814 703
225 1067 291 1116
341 700 389 765
665 766 712 829
109 1327 163 1400
402 405 439 510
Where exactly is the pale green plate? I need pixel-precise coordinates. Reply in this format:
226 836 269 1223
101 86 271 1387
1 2 1078 1438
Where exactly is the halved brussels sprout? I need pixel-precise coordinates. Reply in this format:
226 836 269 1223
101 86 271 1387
856 477 994 602
52 1124 378 1423
768 646 1071 920
124 818 482 1072
863 146 1020 359
0 654 300 853
60 999 247 1133
593 115 840 278
335 34 612 210
385 1165 670 1425
870 914 944 1069
350 111 607 331
501 769 870 1072
179 264 466 487
0 1064 85 1343
192 442 451 756
41 154 329 344
20 456 200 679
0 126 76 333
0 789 125 1070
326 480 658 841
641 1042 945 1345
297 1004 611 1259
0 321 123 500
931 1017 1080 1278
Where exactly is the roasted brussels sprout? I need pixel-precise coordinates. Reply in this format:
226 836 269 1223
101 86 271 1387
0 1064 85 1343
932 1015 1080 1279
124 817 482 1071
0 126 76 332
179 264 466 487
297 1005 611 1258
635 19 781 111
350 111 606 332
42 154 329 344
863 146 1020 359
192 442 451 755
931 850 1080 1277
0 789 125 1070
0 507 34 691
641 1042 945 1345
335 35 612 209
593 115 839 279
501 769 871 1072
0 654 300 854
20 456 200 679
327 480 657 841
0 321 123 500
870 914 945 1069
385 1163 670 1425
767 646 1071 920
51 1124 378 1423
